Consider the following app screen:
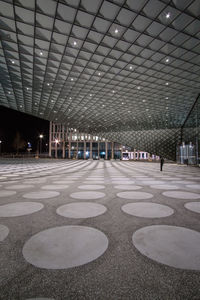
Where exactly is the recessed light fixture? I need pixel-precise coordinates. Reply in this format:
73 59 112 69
102 104 105 107
129 66 133 70
51 100 54 103
73 41 77 46
166 82 169 85
112 90 115 93
89 94 92 97
11 60 15 64
165 97 169 99
69 97 72 100
35 102 37 105
146 108 149 111
166 12 171 19
71 78 74 81
143 100 146 102
98 72 101 76
20 105 22 108
47 83 50 86
26 87 29 91
166 107 168 109
137 86 141 90
165 58 169 63
122 102 124 104
40 50 43 55
8 91 11 94
114 28 119 34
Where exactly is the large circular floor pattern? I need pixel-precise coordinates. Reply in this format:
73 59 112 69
5 184 34 190
78 185 105 190
0 202 44 217
56 202 107 218
23 191 60 199
70 191 105 200
41 185 69 190
0 224 9 241
162 191 200 199
114 185 142 190
23 226 108 269
0 190 17 197
184 202 200 214
122 202 174 218
117 191 153 200
132 225 200 270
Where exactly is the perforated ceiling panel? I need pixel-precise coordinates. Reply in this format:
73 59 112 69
0 0 200 153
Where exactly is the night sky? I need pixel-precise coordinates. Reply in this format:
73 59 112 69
0 106 49 153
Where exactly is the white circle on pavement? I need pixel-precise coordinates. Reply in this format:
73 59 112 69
0 224 9 241
83 181 104 185
22 226 108 269
150 185 179 190
132 225 200 270
174 181 196 185
122 202 174 218
112 181 134 185
5 184 34 190
117 191 153 200
162 191 200 199
184 202 200 214
78 185 105 190
141 181 165 185
41 185 69 190
70 191 105 200
0 190 17 197
186 184 200 190
0 202 44 217
53 181 74 184
57 202 107 218
23 191 60 199
114 185 142 190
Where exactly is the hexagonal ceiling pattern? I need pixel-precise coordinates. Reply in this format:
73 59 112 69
0 0 200 140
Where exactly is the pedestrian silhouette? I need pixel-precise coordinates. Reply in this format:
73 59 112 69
160 156 164 171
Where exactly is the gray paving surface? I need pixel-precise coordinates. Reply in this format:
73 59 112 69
0 158 200 300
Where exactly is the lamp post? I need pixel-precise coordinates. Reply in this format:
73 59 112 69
39 134 43 156
55 139 59 158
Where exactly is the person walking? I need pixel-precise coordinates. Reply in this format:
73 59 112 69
160 156 164 171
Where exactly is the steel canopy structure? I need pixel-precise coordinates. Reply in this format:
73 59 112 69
0 0 200 159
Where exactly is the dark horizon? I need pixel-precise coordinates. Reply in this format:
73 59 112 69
0 106 49 153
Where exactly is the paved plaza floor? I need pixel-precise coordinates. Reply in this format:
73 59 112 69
0 159 200 300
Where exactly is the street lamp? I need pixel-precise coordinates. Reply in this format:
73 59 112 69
55 139 59 158
39 134 43 155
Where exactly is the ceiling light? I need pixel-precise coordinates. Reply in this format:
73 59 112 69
129 66 133 70
89 94 92 97
165 58 169 63
40 50 43 55
166 12 171 19
122 102 124 104
114 29 119 34
35 102 37 105
137 86 141 90
51 100 54 103
8 91 11 94
69 97 72 100
112 90 115 93
166 82 169 85
98 72 101 76
165 97 169 100
146 108 149 111
166 107 168 109
142 100 146 102
26 87 29 90
11 60 15 64
47 83 50 86
19 105 22 108
71 78 74 81
73 41 77 46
